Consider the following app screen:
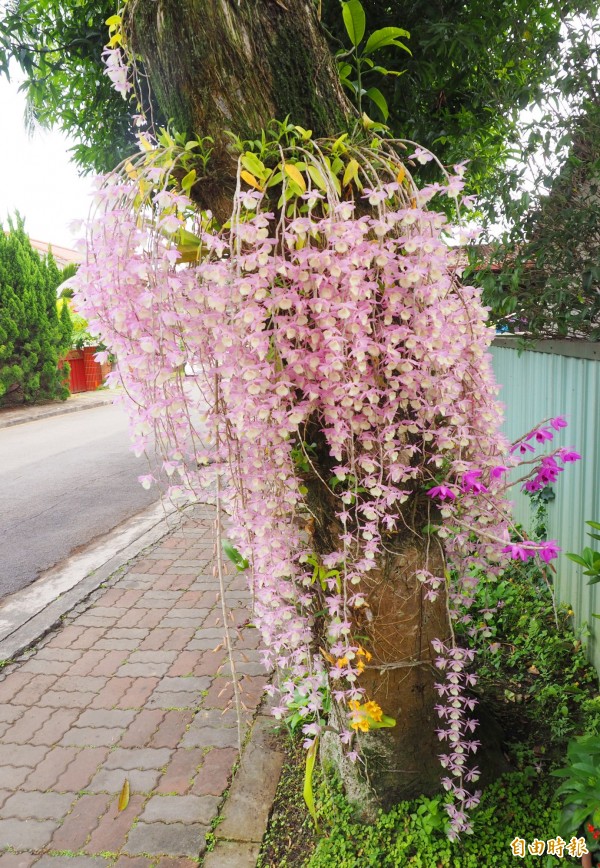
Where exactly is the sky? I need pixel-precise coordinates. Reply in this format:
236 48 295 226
0 71 95 250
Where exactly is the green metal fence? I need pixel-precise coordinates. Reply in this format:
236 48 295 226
490 337 600 670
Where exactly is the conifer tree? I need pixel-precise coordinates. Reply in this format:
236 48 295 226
0 218 71 405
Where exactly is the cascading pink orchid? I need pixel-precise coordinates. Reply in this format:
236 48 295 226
73 140 579 836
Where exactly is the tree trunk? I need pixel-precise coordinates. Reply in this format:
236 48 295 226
127 0 352 217
126 0 467 814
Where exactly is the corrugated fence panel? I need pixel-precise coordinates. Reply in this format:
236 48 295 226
490 343 600 669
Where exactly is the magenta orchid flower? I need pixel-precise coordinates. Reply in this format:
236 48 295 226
427 485 457 501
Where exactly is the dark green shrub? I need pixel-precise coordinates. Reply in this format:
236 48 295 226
0 217 72 405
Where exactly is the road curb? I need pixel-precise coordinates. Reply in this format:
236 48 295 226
204 713 284 867
0 394 118 429
0 500 188 661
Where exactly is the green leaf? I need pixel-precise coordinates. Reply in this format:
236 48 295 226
307 165 328 192
342 158 360 187
181 169 197 196
369 714 396 729
363 27 411 56
566 553 590 567
341 0 366 47
284 162 307 193
303 737 320 831
222 539 249 571
240 152 268 180
366 86 388 121
337 61 353 81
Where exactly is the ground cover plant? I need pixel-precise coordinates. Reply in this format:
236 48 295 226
258 554 600 866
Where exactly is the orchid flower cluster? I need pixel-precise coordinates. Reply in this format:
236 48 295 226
72 131 579 837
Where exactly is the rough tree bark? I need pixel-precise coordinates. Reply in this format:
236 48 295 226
127 0 459 812
127 0 352 218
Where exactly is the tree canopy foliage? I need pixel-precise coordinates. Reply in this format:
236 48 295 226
2 0 597 194
3 0 599 331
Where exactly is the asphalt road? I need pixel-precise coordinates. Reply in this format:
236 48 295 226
0 404 161 597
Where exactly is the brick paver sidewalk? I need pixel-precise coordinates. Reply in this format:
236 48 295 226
0 506 273 867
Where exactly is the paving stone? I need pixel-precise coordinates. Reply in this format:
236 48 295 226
32 648 81 662
191 748 238 797
104 629 149 642
123 651 179 665
152 859 199 868
36 858 111 868
146 692 204 711
154 675 212 694
0 853 39 868
115 663 173 678
202 841 261 868
181 725 240 750
83 606 129 620
50 793 112 850
118 610 165 630
161 629 197 652
20 747 78 791
0 818 59 850
111 858 152 868
30 709 82 746
120 710 166 748
155 749 204 795
158 616 204 630
71 628 110 650
74 614 119 628
0 767 30 789
44 626 87 649
2 791 75 820
84 794 144 855
217 717 283 844
116 679 160 709
54 747 110 792
199 678 234 710
220 660 266 677
0 744 48 767
50 676 108 694
140 794 219 825
1 707 54 744
160 608 206 620
137 628 174 651
88 678 132 709
75 709 137 729
38 690 97 709
185 637 226 652
168 652 225 678
6 674 58 706
94 638 141 651
59 727 124 748
87 768 161 794
16 658 73 676
149 711 194 750
123 821 209 857
0 705 26 725
104 748 173 771
193 628 227 641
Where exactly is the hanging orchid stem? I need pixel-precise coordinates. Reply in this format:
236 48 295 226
213 373 244 752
